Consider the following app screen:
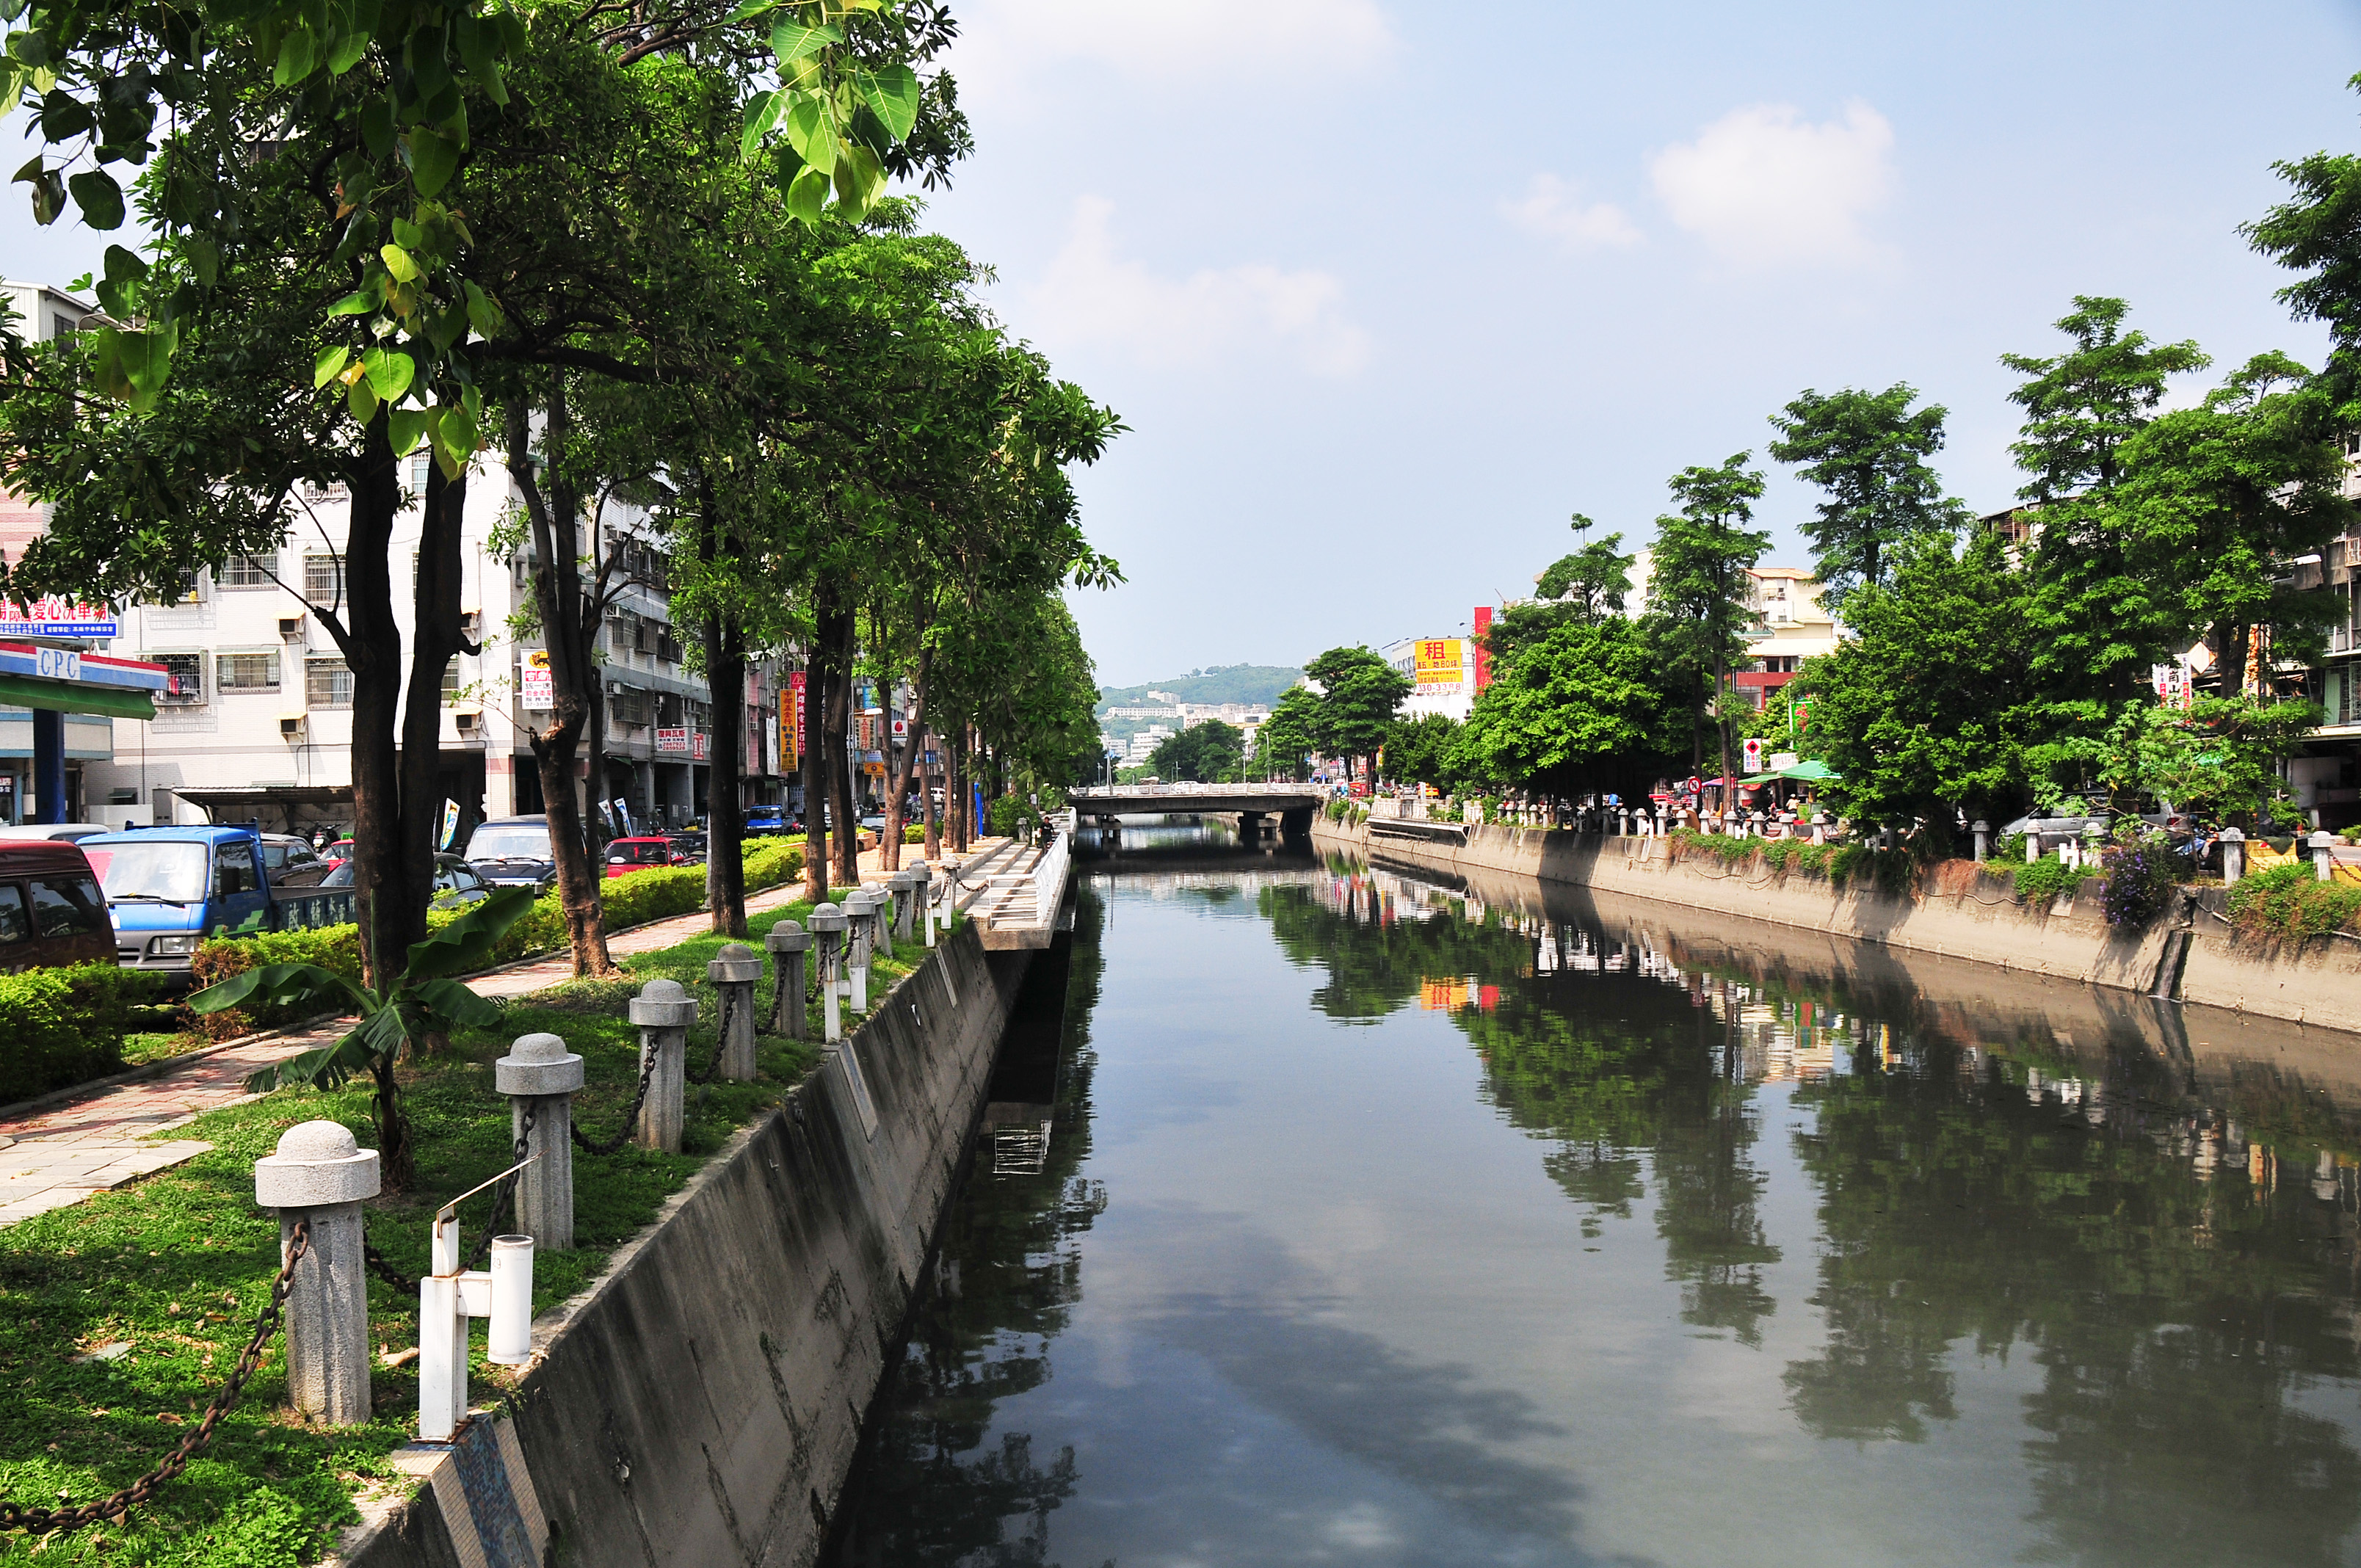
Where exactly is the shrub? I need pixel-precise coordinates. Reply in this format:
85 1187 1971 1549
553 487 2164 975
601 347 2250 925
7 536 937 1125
2012 851 2100 906
192 841 805 1030
989 794 1031 838
1326 799 1350 821
0 963 173 1103
2228 862 2361 939
1995 830 2028 863
2095 834 2183 927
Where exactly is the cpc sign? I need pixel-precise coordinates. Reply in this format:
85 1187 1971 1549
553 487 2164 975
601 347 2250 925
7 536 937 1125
34 647 81 682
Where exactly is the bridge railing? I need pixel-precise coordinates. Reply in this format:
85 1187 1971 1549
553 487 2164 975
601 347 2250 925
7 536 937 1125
1071 782 1327 799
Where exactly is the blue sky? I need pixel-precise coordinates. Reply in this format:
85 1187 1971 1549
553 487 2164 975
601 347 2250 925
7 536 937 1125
9 2 2361 686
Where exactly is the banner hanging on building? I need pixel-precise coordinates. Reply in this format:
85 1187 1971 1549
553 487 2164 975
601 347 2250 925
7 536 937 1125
0 598 117 639
1412 639 1464 687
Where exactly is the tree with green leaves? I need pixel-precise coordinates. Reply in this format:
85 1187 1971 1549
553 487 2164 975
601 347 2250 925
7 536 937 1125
1644 454 1770 791
1794 530 2042 838
1766 384 1968 610
1537 515 1636 623
1252 685 1321 780
2244 73 2361 422
1380 712 1463 791
1450 618 1683 799
1302 646 1410 784
2116 352 2350 693
1147 721 1244 784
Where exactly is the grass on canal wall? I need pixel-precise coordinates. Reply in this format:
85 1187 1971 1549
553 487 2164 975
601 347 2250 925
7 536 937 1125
0 902 940 1566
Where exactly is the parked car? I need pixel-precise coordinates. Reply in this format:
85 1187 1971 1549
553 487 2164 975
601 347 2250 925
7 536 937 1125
463 815 559 892
605 836 688 879
261 833 333 887
0 839 115 972
319 853 490 909
0 823 121 843
666 831 708 863
743 809 787 837
80 824 357 980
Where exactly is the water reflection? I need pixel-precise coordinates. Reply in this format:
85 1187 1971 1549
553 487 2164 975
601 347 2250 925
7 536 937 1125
825 847 2361 1567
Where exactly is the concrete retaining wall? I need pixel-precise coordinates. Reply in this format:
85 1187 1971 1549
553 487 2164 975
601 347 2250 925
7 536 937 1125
349 924 1029 1568
1319 816 2361 1034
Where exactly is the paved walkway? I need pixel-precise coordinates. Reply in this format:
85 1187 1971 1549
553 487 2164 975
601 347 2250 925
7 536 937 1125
0 839 1006 1228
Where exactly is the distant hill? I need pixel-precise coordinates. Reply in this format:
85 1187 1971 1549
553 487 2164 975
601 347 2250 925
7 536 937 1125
1096 664 1303 715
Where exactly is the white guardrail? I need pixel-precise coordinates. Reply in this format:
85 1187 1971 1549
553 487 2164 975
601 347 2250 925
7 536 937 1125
1073 783 1327 799
1031 830 1070 921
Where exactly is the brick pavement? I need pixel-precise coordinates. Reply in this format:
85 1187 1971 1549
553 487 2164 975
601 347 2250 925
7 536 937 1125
0 838 1004 1227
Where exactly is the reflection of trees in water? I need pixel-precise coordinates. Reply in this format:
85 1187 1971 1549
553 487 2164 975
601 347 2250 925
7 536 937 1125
1270 874 2361 1564
823 886 1116 1568
1788 1041 2361 1567
1264 883 1783 1342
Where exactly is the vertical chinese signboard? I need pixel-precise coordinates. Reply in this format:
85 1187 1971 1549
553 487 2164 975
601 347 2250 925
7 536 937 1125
783 672 805 768
1473 606 1494 691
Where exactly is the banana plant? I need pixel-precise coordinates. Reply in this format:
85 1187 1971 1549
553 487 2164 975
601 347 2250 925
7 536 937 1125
190 885 538 1191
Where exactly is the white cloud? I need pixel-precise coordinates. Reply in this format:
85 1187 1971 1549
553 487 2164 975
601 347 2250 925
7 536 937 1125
1028 197 1371 377
1648 101 1897 266
1501 173 1642 253
950 0 1396 94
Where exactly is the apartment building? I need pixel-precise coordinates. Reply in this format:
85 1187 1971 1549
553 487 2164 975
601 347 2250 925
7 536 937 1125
1734 567 1840 711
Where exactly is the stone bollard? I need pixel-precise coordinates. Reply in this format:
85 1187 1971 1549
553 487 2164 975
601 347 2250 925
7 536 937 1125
708 942 762 1081
868 879 896 962
809 902 848 1041
628 978 696 1154
2313 830 2336 883
2025 830 2043 863
910 861 936 948
2220 827 2246 888
892 867 921 945
845 888 880 1012
765 920 810 1039
1973 820 1991 863
935 856 959 934
253 1121 379 1426
1810 813 1827 846
494 1032 583 1252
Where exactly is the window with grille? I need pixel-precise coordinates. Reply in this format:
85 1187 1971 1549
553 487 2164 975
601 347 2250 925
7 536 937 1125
217 650 280 692
145 570 200 607
306 656 354 709
303 554 345 606
440 660 463 704
153 653 204 705
221 553 276 587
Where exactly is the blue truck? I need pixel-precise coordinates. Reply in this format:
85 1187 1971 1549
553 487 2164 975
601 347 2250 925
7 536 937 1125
79 824 358 981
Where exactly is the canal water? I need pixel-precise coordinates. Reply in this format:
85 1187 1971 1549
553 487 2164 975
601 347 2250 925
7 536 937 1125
822 826 2361 1567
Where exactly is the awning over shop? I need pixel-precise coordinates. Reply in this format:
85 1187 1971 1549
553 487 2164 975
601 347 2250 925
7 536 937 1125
1771 760 1839 782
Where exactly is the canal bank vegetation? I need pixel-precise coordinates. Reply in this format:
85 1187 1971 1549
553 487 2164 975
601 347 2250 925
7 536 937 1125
0 901 944 1564
1282 89 2361 932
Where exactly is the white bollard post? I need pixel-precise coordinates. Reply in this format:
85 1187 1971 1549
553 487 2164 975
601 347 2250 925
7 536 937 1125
487 1236 534 1366
809 902 847 1041
628 978 696 1154
2312 830 2335 882
253 1122 380 1426
911 861 937 948
935 856 960 935
1973 820 1991 863
708 942 761 1081
420 1205 536 1439
2220 827 2246 888
846 888 882 1012
765 920 810 1039
493 1032 583 1252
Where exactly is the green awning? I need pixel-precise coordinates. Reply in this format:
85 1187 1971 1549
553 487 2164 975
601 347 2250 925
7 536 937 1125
0 675 156 719
1773 759 1838 782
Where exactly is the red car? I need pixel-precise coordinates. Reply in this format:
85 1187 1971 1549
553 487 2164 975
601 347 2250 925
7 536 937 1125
604 836 689 879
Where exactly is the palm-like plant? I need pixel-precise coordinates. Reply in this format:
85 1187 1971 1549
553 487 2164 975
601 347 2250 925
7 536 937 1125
190 887 538 1189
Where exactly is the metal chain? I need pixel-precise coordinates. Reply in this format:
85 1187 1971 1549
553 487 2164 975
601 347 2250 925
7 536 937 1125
0 1221 311 1536
571 1039 660 1156
684 989 735 1085
363 1240 417 1296
464 1104 537 1276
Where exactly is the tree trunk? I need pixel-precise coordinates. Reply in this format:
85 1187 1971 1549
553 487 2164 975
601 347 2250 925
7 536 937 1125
883 646 928 874
921 716 941 860
342 419 429 998
949 728 969 852
400 459 471 1056
801 642 829 904
700 476 747 937
825 609 859 885
505 387 614 978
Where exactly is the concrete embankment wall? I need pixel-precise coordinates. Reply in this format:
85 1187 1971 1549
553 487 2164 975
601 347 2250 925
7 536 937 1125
353 924 1029 1568
1316 816 2361 1034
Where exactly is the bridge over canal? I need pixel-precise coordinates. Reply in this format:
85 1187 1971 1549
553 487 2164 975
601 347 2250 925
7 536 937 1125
1067 782 1327 842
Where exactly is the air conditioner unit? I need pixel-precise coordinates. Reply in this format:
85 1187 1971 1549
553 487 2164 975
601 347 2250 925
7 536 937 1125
454 709 479 734
278 615 305 640
460 610 482 641
278 714 306 739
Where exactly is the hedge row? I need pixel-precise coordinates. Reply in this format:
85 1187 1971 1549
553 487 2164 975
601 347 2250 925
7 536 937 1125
0 964 178 1106
2227 862 2361 940
191 839 804 1034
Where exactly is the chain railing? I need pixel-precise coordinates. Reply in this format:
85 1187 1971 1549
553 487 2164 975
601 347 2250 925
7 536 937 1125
362 1105 536 1294
0 1220 311 1536
572 1042 661 1155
